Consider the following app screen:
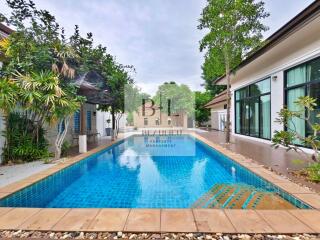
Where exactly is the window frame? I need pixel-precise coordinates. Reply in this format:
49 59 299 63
284 56 320 147
74 111 80 134
234 77 271 140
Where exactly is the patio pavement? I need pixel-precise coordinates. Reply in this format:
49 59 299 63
0 161 56 188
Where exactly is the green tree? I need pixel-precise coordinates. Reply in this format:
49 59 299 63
153 82 195 117
201 48 227 96
14 71 85 159
195 91 212 126
198 0 269 143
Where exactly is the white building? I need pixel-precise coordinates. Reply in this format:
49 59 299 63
204 90 227 131
96 111 127 137
214 1 320 148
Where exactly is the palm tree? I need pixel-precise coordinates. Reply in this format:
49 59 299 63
0 77 18 156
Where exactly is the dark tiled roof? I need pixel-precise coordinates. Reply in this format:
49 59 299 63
204 90 227 108
0 23 13 37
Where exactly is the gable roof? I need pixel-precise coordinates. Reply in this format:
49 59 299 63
204 90 227 108
0 23 13 38
215 0 320 84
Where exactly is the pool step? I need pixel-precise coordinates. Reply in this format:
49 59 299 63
192 184 296 209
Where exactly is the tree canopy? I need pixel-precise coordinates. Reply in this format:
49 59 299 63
153 82 195 117
0 0 136 159
198 0 269 142
194 91 212 126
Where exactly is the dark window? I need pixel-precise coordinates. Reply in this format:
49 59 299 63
235 78 271 139
87 111 92 131
74 111 80 134
285 57 320 145
223 104 227 109
144 118 148 126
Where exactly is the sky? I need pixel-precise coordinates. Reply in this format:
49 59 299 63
0 0 314 95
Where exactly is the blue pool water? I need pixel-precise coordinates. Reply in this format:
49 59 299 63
0 135 311 208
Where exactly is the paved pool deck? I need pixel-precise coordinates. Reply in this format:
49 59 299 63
0 132 319 234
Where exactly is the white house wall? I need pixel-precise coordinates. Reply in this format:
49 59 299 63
229 14 320 146
96 111 127 136
210 102 226 130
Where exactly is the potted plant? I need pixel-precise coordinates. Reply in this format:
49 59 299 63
105 119 112 136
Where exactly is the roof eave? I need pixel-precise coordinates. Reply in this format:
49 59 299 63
214 0 320 85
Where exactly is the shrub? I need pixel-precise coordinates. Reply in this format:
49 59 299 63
61 140 72 157
307 163 320 183
2 112 51 163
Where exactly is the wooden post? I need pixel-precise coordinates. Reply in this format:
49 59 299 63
80 105 85 135
79 104 87 153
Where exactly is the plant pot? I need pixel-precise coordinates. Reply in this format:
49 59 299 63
105 127 112 136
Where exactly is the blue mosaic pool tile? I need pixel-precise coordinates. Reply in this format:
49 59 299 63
0 135 311 209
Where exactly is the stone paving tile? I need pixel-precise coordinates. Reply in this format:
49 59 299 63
0 208 12 216
88 208 129 232
19 208 70 230
0 208 41 230
224 210 274 233
0 192 12 199
21 173 49 183
256 210 313 233
276 182 314 194
161 209 197 233
288 210 320 233
52 209 100 232
293 194 320 209
0 181 34 194
193 209 236 233
124 209 160 232
38 168 61 175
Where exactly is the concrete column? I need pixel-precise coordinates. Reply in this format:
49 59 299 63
79 135 87 153
271 71 284 137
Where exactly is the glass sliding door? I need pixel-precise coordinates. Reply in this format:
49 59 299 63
249 97 259 137
235 78 271 139
285 57 320 146
260 95 271 139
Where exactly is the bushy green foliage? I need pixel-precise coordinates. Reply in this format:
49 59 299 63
61 140 72 157
272 96 320 162
195 91 212 126
1 0 136 155
153 82 195 116
3 112 51 163
272 96 320 182
307 163 320 182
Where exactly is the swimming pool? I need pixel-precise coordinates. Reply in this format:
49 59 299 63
0 135 311 209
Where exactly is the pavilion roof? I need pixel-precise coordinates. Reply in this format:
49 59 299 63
73 71 113 105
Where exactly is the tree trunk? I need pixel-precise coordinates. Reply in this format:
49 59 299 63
111 106 115 141
224 51 231 144
2 112 9 161
54 117 70 160
116 113 122 135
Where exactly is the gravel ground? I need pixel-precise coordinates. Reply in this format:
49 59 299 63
0 161 56 187
0 231 319 240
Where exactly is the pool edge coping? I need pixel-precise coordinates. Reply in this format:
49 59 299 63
0 132 319 234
